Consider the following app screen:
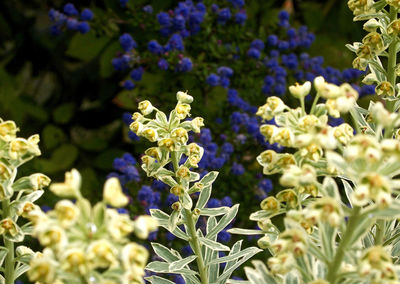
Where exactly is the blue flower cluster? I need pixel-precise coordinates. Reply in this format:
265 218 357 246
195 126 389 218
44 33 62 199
212 0 246 25
107 153 140 188
206 66 234 88
48 3 93 35
156 1 206 37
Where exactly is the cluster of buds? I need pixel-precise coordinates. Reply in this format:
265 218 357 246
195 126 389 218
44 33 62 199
0 118 51 282
266 227 308 275
358 246 398 283
27 169 157 284
257 78 357 186
348 0 375 16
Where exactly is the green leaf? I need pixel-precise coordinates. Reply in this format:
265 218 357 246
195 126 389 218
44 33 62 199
99 41 120 78
227 228 263 235
207 205 239 239
14 262 31 280
200 207 230 216
145 276 176 284
321 177 340 199
66 32 110 61
42 124 66 150
181 191 192 211
0 247 8 267
93 202 105 228
168 209 181 232
145 261 197 275
52 103 75 124
150 209 188 241
169 255 197 271
199 237 230 251
209 247 262 265
249 209 285 221
151 243 181 263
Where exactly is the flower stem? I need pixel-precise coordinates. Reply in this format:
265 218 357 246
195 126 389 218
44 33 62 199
326 207 361 283
310 93 320 115
2 199 14 284
171 151 209 284
386 6 398 113
375 219 385 245
183 209 209 284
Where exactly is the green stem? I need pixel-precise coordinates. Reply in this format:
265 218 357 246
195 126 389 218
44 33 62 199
310 93 320 115
183 209 209 284
386 6 398 113
326 207 361 283
171 151 209 284
375 219 385 245
300 97 306 116
2 199 14 284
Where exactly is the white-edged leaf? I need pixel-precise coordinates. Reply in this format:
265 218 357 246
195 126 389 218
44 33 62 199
151 243 181 263
196 185 212 209
169 255 197 271
146 261 197 275
249 209 285 221
181 191 193 210
209 247 262 265
168 209 181 231
199 237 230 251
244 260 278 284
200 207 230 216
145 275 175 284
207 205 239 239
227 228 263 235
0 247 8 267
150 209 188 241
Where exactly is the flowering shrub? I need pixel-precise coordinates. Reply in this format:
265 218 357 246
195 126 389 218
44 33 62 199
0 119 50 283
27 169 157 283
130 92 260 283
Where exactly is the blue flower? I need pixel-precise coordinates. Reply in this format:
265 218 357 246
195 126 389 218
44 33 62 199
220 77 230 88
173 15 186 31
235 10 247 25
211 4 219 13
175 57 192 72
217 230 231 243
218 8 231 24
247 48 261 59
119 33 137 52
206 74 220 86
63 3 78 16
130 67 144 81
147 40 163 55
143 5 153 14
157 12 171 26
207 198 221 208
166 33 184 51
258 179 273 194
122 153 136 165
267 34 278 46
66 18 79 31
229 0 245 8
80 8 94 21
122 80 135 90
250 39 265 51
77 22 90 34
221 196 233 207
217 66 234 77
182 245 193 256
158 58 169 70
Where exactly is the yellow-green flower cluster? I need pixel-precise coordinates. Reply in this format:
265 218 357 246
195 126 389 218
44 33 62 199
27 169 157 284
131 91 205 202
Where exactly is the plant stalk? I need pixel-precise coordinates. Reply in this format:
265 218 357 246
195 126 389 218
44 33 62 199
326 207 361 283
386 6 398 113
171 151 209 284
184 209 209 284
2 199 14 284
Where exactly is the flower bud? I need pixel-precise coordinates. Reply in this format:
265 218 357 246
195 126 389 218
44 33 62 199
376 81 394 96
363 18 380 32
0 120 18 141
191 117 204 133
50 169 81 198
103 177 129 207
170 185 184 196
257 235 271 249
129 121 143 135
158 138 176 151
171 127 188 144
176 91 193 104
138 100 154 115
133 215 158 239
142 128 158 142
288 81 311 99
260 197 280 211
175 103 191 119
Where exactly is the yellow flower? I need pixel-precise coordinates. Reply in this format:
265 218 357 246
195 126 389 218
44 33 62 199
28 250 57 284
288 81 311 99
54 200 79 228
50 169 81 198
30 173 51 190
61 248 87 274
175 103 191 119
87 239 117 269
191 117 204 133
171 127 188 144
129 121 144 135
121 242 149 270
106 209 134 240
0 120 18 141
158 138 176 151
9 136 41 160
138 100 154 115
133 215 158 239
176 91 193 103
141 128 158 142
103 177 129 207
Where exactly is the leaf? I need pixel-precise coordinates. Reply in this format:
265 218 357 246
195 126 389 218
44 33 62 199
99 41 120 78
181 191 193 210
0 247 8 267
207 205 239 239
168 209 181 232
209 247 262 265
169 255 197 271
244 260 278 284
52 103 75 125
249 209 285 221
93 202 106 228
321 177 340 199
145 261 197 275
150 209 189 241
200 171 219 185
199 237 230 251
151 243 181 263
14 262 31 280
196 184 212 209
200 207 230 216
342 179 354 207
227 228 263 235
42 125 66 150
18 190 44 203
145 276 176 284
66 32 110 61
